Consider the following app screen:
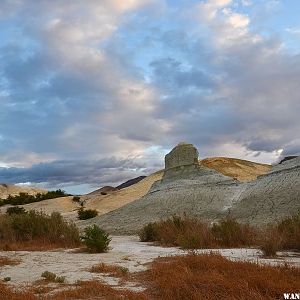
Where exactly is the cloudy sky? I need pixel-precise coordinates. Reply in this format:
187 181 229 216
0 0 299 194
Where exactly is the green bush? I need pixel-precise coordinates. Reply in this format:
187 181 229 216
72 196 81 202
0 210 81 249
81 225 111 253
78 208 98 220
6 206 26 215
139 222 159 242
0 190 70 206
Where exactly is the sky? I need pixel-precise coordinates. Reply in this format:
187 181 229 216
0 0 300 194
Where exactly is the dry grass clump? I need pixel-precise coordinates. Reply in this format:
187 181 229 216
0 280 147 300
0 283 37 300
211 218 256 248
259 213 300 256
90 262 129 277
1 254 300 300
0 211 81 251
0 256 20 267
139 215 255 249
140 214 300 254
144 253 300 300
139 215 216 249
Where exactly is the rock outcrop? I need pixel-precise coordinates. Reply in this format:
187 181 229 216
85 144 300 234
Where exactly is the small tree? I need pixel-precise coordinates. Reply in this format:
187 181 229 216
81 225 111 253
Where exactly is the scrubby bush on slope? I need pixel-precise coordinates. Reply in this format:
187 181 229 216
78 208 98 220
0 211 80 250
0 189 70 206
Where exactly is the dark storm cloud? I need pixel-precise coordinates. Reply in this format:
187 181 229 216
0 0 300 191
0 158 148 187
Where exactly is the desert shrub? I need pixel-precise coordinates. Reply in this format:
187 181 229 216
211 218 256 247
78 208 98 220
72 196 81 202
277 213 300 250
6 206 26 215
41 271 65 283
139 222 159 242
0 211 81 250
258 213 300 255
139 216 216 249
259 227 282 257
81 225 111 253
0 189 70 206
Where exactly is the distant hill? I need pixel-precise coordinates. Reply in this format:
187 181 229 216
6 156 273 225
116 176 147 190
0 184 47 200
88 186 117 196
201 157 271 182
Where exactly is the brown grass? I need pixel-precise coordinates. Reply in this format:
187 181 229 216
0 256 20 267
89 263 129 277
1 240 80 251
0 283 37 300
143 253 300 300
0 280 147 300
139 215 256 249
1 253 300 300
140 214 300 255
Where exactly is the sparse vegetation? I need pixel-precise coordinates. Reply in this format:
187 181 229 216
140 214 300 253
0 254 300 300
143 253 300 300
72 196 81 202
3 277 11 282
0 190 70 206
81 225 111 253
90 263 128 277
0 211 81 250
140 215 217 249
211 217 256 247
41 271 65 283
77 207 98 220
0 256 20 267
259 213 300 256
6 206 26 215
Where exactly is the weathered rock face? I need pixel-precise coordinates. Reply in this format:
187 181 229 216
165 142 199 170
164 143 205 180
88 146 300 234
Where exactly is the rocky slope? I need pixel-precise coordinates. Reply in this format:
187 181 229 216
85 143 299 234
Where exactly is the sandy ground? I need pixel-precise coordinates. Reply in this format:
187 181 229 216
1 236 299 291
